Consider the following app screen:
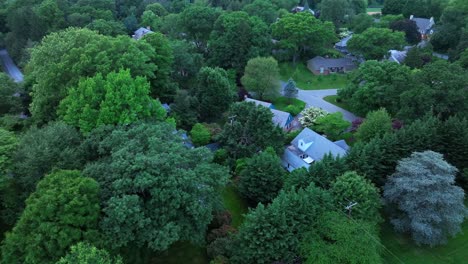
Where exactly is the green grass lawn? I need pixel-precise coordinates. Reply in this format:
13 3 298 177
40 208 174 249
221 185 248 228
367 7 382 13
272 96 306 115
279 62 349 90
323 95 353 112
381 219 468 264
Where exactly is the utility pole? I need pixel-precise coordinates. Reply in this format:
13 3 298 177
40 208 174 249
345 202 358 218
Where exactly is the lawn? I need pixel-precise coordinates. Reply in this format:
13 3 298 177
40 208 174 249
367 7 382 13
323 95 353 112
381 218 468 264
221 185 248 228
272 96 306 115
279 62 349 90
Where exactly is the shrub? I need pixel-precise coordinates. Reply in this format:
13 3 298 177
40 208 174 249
299 107 329 127
285 105 302 116
190 123 211 146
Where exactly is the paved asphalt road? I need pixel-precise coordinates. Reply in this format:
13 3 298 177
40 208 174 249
0 49 24 82
281 81 360 122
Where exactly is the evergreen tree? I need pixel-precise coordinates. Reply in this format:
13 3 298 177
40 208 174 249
283 78 298 102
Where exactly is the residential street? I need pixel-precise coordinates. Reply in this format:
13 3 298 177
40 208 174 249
0 49 24 82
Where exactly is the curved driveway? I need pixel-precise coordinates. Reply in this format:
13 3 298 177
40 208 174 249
0 49 24 82
297 89 359 122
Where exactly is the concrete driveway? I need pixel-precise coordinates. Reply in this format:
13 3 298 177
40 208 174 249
0 49 24 82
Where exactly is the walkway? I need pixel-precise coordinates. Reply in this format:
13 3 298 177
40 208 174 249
0 49 24 82
281 81 359 122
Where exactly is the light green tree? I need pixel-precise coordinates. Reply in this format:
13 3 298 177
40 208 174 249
355 108 392 142
57 243 122 264
348 28 406 60
241 57 280 100
313 112 350 141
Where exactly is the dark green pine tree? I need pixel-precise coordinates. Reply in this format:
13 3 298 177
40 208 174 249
283 78 298 103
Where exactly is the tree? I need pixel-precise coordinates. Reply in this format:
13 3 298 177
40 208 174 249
350 13 374 33
331 172 382 223
0 73 22 115
313 112 350 141
338 60 412 116
83 122 229 251
382 0 405 15
404 47 431 69
355 108 392 142
170 90 199 130
0 129 18 225
193 67 236 121
384 151 467 246
283 78 298 101
348 28 406 60
58 69 166 134
28 28 158 124
390 19 421 45
231 186 334 264
86 19 127 36
320 0 354 28
238 148 285 204
1 170 101 264
272 12 337 64
180 5 221 52
57 243 122 264
0 128 17 174
190 123 211 146
300 212 382 264
209 11 271 75
298 106 329 128
459 48 468 68
170 40 204 89
243 0 279 24
349 0 368 15
241 57 280 100
399 60 468 121
219 102 285 159
12 122 84 205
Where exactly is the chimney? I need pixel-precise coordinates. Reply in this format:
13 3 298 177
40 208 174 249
429 17 434 24
410 15 414 20
146 26 151 30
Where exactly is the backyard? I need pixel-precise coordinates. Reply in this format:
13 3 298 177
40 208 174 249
323 95 353 112
279 62 349 90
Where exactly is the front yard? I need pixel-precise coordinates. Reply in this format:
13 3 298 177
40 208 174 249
323 95 353 113
279 62 349 90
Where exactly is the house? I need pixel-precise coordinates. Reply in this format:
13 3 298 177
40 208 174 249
162 103 171 113
132 27 153 40
335 35 352 54
410 15 435 39
307 56 357 75
388 49 408 64
282 128 349 172
244 98 295 131
291 2 315 15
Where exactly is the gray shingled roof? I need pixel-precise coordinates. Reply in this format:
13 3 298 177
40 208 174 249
388 49 407 64
411 17 434 34
307 56 357 71
335 35 352 48
133 27 154 40
333 140 350 151
271 109 292 128
282 128 348 171
244 98 272 108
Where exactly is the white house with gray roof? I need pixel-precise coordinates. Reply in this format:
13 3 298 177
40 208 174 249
307 56 357 75
244 98 294 131
132 27 153 40
282 128 349 171
410 15 435 39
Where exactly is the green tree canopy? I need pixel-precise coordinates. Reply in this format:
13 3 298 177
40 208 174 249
83 122 229 251
231 185 334 264
350 13 374 33
355 108 393 142
348 28 406 60
238 148 285 204
208 11 271 75
58 69 166 134
243 0 279 24
219 102 285 159
190 123 211 146
313 112 350 141
300 212 382 264
180 5 221 51
241 57 280 100
272 12 337 63
320 0 354 28
0 73 22 115
1 170 101 264
330 171 382 223
57 242 122 264
0 128 17 174
193 67 236 121
383 151 467 246
170 40 204 89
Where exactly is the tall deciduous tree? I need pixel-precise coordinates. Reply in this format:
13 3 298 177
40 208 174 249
0 128 17 174
313 112 350 141
243 0 279 24
84 122 229 251
348 28 406 60
219 102 285 159
1 170 101 264
300 212 382 264
383 151 467 246
272 12 337 64
208 11 271 75
58 69 166 134
241 57 280 100
320 0 354 28
57 243 122 264
170 40 204 89
238 148 285 204
193 67 236 121
382 0 405 15
180 5 221 52
390 19 422 45
0 73 22 115
331 171 382 223
355 108 392 142
231 186 334 264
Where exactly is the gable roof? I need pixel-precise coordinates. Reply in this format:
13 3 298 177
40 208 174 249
133 27 154 40
271 109 293 128
307 56 356 71
333 139 350 151
244 98 273 108
388 49 407 64
410 16 435 34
